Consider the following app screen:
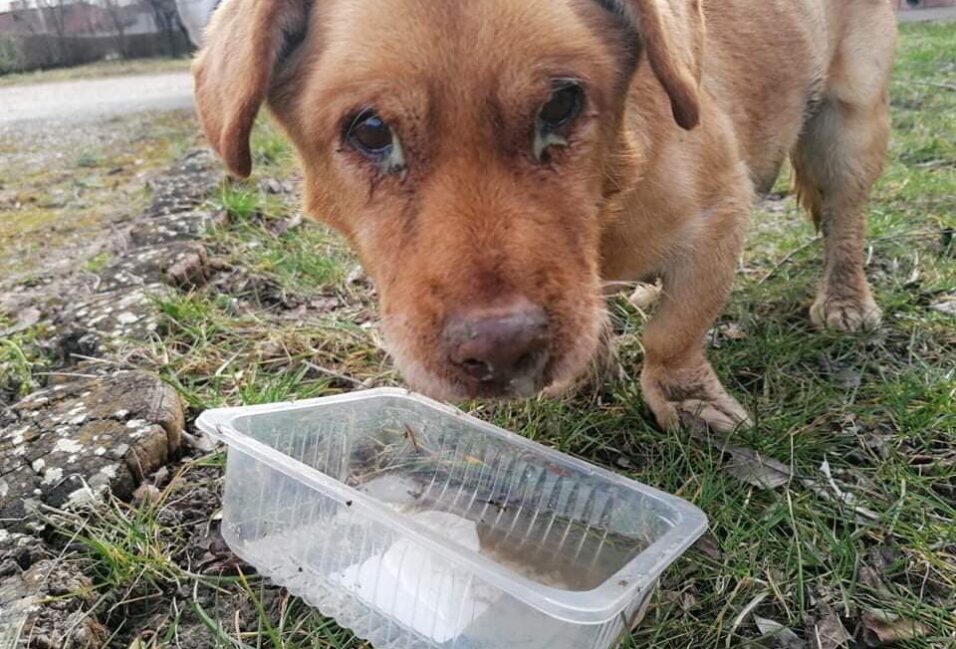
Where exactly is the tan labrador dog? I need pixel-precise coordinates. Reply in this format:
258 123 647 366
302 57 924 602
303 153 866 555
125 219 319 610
193 0 896 432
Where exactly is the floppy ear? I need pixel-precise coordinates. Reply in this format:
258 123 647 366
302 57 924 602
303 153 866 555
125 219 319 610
192 0 309 177
629 0 704 130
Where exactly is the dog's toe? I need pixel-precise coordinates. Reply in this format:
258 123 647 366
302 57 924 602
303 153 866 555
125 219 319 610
675 398 752 434
810 294 882 333
641 362 752 434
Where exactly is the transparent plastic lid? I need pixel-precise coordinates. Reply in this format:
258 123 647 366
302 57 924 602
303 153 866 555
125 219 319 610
197 388 708 624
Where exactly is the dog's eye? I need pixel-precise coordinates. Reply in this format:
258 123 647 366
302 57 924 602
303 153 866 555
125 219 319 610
347 110 393 154
345 109 406 174
534 80 583 162
538 81 583 130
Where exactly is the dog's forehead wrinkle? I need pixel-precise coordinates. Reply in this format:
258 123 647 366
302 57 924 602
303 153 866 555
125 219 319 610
322 0 607 77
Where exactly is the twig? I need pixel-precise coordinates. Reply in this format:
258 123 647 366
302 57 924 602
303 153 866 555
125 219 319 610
726 591 769 648
904 79 956 92
404 424 422 453
35 371 99 380
303 360 367 387
758 236 821 284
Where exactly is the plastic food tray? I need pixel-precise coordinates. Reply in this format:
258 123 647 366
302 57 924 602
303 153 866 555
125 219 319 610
197 388 707 649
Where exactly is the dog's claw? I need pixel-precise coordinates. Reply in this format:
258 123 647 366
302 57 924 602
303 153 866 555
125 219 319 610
674 398 752 434
810 293 882 333
641 361 752 434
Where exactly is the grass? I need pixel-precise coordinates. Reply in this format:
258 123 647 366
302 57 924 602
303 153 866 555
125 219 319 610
0 57 192 88
34 22 956 649
0 323 51 402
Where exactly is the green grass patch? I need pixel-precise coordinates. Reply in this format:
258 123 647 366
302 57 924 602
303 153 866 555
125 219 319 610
83 251 113 273
0 324 52 403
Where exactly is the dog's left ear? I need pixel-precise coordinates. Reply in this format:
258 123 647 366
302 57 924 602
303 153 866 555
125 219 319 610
629 0 704 130
192 0 309 178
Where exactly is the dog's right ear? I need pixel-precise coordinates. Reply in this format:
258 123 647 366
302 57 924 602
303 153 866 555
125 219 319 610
192 0 309 178
628 0 704 130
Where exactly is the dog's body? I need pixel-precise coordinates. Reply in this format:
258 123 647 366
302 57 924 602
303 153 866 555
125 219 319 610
193 0 896 431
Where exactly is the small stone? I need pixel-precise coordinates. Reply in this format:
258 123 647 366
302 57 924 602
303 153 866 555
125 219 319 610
116 311 140 325
133 483 162 505
41 467 63 486
162 243 212 289
54 439 83 454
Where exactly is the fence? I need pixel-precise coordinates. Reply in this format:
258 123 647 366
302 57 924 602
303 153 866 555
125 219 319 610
0 31 190 75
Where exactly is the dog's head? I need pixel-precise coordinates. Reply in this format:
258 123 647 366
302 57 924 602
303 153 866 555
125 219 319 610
194 0 703 400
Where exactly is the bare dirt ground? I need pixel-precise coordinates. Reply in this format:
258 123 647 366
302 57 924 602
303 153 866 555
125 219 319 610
0 110 200 294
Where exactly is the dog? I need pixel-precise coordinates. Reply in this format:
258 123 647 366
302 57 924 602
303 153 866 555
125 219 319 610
192 0 897 432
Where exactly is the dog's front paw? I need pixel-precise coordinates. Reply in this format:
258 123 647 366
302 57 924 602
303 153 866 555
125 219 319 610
641 361 751 434
810 292 882 333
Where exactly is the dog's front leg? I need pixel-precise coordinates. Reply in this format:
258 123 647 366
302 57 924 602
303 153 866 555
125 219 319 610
639 202 751 434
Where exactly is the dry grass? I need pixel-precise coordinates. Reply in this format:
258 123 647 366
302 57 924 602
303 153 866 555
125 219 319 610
0 57 191 88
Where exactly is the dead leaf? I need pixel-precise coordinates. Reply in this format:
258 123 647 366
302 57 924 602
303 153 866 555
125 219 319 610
268 211 303 236
691 433 793 490
720 322 748 340
127 637 146 649
858 565 893 597
347 265 369 286
818 458 858 506
1 306 41 337
194 528 246 575
260 178 293 194
309 296 340 312
150 465 170 487
806 604 851 649
133 484 161 505
661 588 699 612
709 322 748 348
180 430 217 453
861 608 930 647
930 294 956 317
861 432 890 459
754 616 807 649
692 531 723 561
628 281 662 310
725 446 793 489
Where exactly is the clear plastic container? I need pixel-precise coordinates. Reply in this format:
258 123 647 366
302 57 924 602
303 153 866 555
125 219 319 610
197 388 707 649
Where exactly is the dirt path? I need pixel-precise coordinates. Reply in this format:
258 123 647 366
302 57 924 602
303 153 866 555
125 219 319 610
898 6 956 22
0 72 193 125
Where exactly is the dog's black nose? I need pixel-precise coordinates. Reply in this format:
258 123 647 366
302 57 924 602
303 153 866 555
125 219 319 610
443 297 550 394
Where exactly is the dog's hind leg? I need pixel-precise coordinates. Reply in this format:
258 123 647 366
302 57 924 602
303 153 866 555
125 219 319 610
790 7 896 332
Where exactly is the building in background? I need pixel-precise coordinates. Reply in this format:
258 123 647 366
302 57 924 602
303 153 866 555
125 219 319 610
0 0 190 73
174 0 218 46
